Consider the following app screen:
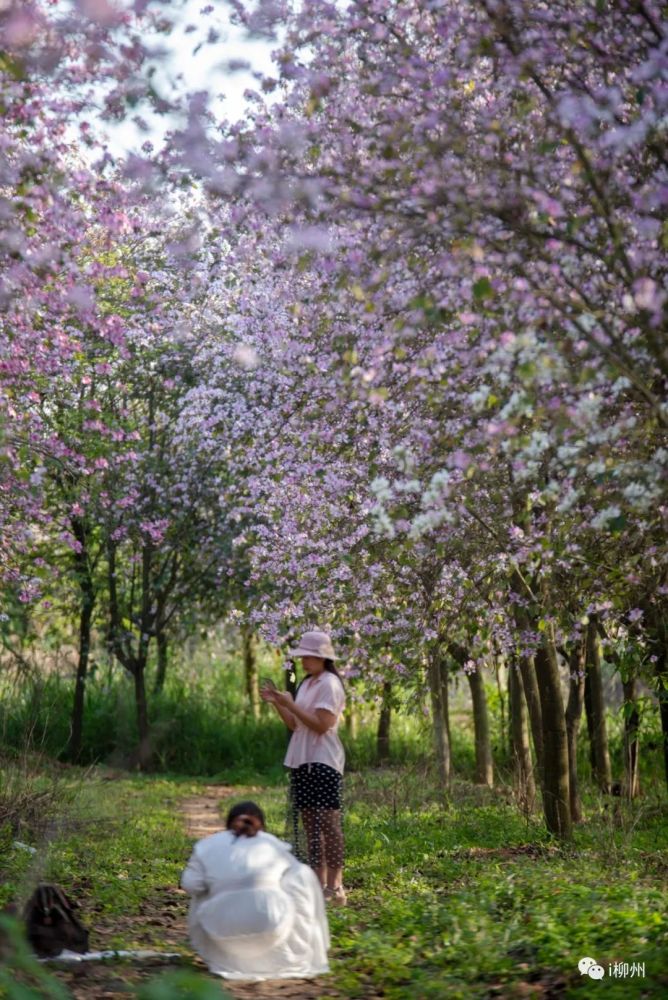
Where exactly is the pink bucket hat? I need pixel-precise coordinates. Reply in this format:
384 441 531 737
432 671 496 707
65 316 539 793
289 630 337 660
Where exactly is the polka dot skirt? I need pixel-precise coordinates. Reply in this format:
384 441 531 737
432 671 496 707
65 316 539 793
287 763 345 870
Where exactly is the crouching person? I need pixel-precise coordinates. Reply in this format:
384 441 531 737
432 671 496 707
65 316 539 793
181 800 330 981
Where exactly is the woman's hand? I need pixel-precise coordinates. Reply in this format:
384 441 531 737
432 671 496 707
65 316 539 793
260 685 297 730
260 684 293 707
260 680 281 703
271 690 294 708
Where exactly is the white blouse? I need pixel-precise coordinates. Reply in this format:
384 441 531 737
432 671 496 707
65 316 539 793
283 671 346 774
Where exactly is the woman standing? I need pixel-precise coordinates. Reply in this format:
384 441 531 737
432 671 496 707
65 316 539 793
261 630 347 906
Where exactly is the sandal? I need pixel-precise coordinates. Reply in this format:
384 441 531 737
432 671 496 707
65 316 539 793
323 885 347 907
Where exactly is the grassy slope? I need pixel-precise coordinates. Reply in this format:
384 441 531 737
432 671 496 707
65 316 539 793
3 760 667 1000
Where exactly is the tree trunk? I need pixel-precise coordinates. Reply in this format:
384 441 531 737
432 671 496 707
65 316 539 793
506 662 514 761
583 658 596 774
67 518 95 764
285 662 297 699
377 680 392 763
428 648 451 800
642 604 668 791
68 582 95 763
622 675 641 800
134 658 152 770
345 701 358 739
564 641 586 823
658 672 668 793
508 662 536 813
467 667 494 786
534 635 572 838
154 628 168 695
519 654 544 782
512 596 544 779
153 598 169 695
438 653 451 750
494 653 507 762
585 615 612 793
107 541 153 769
242 626 260 720
69 592 94 764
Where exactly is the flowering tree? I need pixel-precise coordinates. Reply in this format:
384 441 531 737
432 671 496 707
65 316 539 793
3 0 667 828
0 1 246 763
171 0 667 835
0 0 153 589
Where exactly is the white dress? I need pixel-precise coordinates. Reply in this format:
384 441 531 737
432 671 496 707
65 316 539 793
181 829 330 981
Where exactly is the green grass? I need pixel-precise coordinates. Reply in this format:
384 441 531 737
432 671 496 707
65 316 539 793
317 766 668 998
2 666 667 1000
226 766 668 999
0 768 191 922
0 767 219 999
0 663 435 778
0 670 293 775
1 762 667 998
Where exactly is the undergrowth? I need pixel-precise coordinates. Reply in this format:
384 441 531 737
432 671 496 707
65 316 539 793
0 762 666 998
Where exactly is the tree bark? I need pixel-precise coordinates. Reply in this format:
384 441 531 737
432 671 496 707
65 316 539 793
69 591 94 764
242 626 260 720
506 662 514 761
641 604 668 791
519 653 544 783
345 701 358 739
583 657 596 774
564 641 586 823
67 520 95 764
512 594 544 779
622 675 641 800
467 667 494 787
428 648 451 800
658 672 668 793
377 680 392 763
534 634 572 838
508 661 536 813
153 596 169 695
106 539 154 770
285 662 297 699
493 653 507 762
585 615 612 793
438 653 452 750
133 659 152 770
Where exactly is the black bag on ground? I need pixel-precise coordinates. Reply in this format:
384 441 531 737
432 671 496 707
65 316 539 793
23 884 89 957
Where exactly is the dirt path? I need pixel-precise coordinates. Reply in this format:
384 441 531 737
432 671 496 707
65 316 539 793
179 785 338 1000
181 784 237 839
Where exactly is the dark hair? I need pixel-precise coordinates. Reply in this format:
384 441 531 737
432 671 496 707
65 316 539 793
295 657 345 696
226 801 265 838
323 658 345 689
